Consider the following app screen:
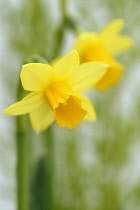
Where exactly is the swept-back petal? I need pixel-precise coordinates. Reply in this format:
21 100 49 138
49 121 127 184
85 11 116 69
20 63 54 91
81 96 97 121
98 19 133 55
95 61 123 91
67 62 107 93
54 50 79 80
99 19 124 40
3 92 46 115
73 32 97 62
105 36 133 56
29 103 54 132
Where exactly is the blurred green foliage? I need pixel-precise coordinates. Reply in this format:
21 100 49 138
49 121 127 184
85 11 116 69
1 0 140 210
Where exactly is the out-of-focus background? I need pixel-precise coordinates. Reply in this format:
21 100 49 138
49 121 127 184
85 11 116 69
1 0 140 209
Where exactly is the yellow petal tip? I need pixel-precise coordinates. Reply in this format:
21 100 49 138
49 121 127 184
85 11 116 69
3 108 13 116
3 110 6 114
105 64 110 68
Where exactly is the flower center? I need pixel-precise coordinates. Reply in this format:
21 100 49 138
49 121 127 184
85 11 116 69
45 82 87 128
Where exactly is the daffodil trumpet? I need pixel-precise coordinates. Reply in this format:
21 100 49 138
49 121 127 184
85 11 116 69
3 50 107 131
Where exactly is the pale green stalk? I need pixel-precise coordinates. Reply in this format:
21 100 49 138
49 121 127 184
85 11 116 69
16 81 30 210
40 126 54 210
52 0 67 59
60 0 84 35
60 0 66 13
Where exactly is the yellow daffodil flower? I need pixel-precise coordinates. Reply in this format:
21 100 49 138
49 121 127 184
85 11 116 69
3 51 107 131
73 19 133 91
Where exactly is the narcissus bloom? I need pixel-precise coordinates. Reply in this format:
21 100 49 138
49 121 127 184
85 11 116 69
3 51 107 131
73 19 133 91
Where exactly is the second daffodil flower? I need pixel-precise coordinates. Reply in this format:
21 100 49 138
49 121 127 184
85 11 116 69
73 19 133 91
3 51 107 131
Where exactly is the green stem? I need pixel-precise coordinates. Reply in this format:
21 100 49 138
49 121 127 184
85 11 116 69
16 81 30 210
60 0 83 37
60 0 66 16
40 126 54 210
51 0 67 59
66 16 84 35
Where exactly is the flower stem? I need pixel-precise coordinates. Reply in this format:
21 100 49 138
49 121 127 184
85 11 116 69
51 0 67 59
60 0 67 16
16 116 30 210
16 81 30 210
59 0 83 36
40 126 54 210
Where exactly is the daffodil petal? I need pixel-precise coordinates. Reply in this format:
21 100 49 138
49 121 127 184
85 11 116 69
95 62 123 91
99 19 123 39
29 103 54 132
20 63 54 91
73 32 97 51
51 56 61 67
81 96 97 121
73 32 97 61
54 50 79 80
67 62 107 93
106 36 133 56
3 92 46 115
99 19 133 55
